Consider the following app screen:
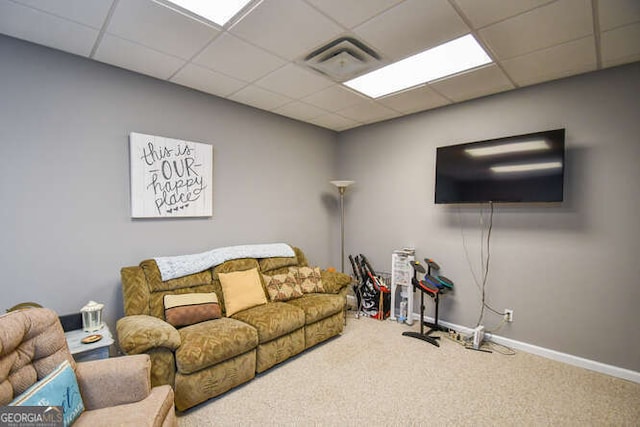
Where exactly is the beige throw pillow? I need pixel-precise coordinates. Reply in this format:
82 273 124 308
289 266 325 293
219 268 268 316
262 271 303 301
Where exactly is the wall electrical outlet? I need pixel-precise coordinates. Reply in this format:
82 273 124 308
504 309 514 322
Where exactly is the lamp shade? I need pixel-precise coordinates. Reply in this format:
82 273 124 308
330 180 355 188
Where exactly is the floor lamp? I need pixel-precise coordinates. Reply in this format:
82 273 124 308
330 180 355 273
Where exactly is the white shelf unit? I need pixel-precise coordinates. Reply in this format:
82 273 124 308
390 249 415 325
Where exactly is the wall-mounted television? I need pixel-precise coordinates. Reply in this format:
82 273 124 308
435 129 565 204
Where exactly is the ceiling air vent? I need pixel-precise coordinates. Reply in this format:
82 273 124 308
303 37 382 82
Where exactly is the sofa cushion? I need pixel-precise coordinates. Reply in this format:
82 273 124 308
231 302 305 343
259 256 299 274
289 266 325 293
213 258 259 276
139 260 214 319
164 293 221 327
141 260 212 293
219 268 268 316
285 294 344 325
262 272 303 302
175 318 258 375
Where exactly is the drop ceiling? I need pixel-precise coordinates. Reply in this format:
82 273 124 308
1 0 639 131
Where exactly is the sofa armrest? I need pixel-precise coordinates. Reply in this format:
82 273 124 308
320 270 353 294
117 315 181 355
75 354 151 410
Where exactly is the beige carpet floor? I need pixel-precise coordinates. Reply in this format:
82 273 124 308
178 316 640 426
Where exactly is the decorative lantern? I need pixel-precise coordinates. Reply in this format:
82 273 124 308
81 301 104 332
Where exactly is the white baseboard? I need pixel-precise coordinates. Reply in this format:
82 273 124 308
411 313 640 384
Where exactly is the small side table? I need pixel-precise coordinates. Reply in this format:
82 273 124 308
64 325 114 362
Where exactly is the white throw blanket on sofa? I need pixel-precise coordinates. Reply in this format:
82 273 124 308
154 243 295 281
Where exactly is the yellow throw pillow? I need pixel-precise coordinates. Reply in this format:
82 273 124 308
219 268 268 316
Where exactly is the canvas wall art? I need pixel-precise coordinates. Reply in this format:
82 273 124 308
129 132 213 218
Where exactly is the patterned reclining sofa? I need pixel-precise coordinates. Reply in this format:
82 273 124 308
116 246 352 411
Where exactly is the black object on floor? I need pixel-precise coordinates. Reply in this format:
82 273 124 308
402 259 451 347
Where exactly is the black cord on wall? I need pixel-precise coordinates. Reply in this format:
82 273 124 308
459 201 508 328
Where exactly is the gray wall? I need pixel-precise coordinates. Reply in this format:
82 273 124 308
0 35 340 328
2 33 639 373
337 62 640 372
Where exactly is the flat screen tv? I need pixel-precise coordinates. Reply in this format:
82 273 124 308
435 129 565 204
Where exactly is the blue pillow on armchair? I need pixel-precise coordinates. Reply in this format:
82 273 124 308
10 359 84 426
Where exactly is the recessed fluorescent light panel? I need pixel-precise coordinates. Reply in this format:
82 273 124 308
163 0 253 26
491 162 562 173
465 140 550 157
344 34 491 98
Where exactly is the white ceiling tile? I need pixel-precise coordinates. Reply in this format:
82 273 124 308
353 0 469 61
598 0 640 32
10 0 113 29
3 0 638 130
308 113 361 131
378 85 451 114
601 23 640 67
229 0 343 60
193 33 285 82
273 101 328 121
501 36 596 87
429 64 515 102
94 34 185 80
453 0 552 29
306 0 402 29
170 63 247 97
254 64 334 99
107 0 219 60
0 1 98 57
228 85 292 111
479 0 593 59
337 101 399 123
301 85 369 111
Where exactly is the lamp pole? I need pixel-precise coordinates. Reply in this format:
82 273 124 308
330 180 354 272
